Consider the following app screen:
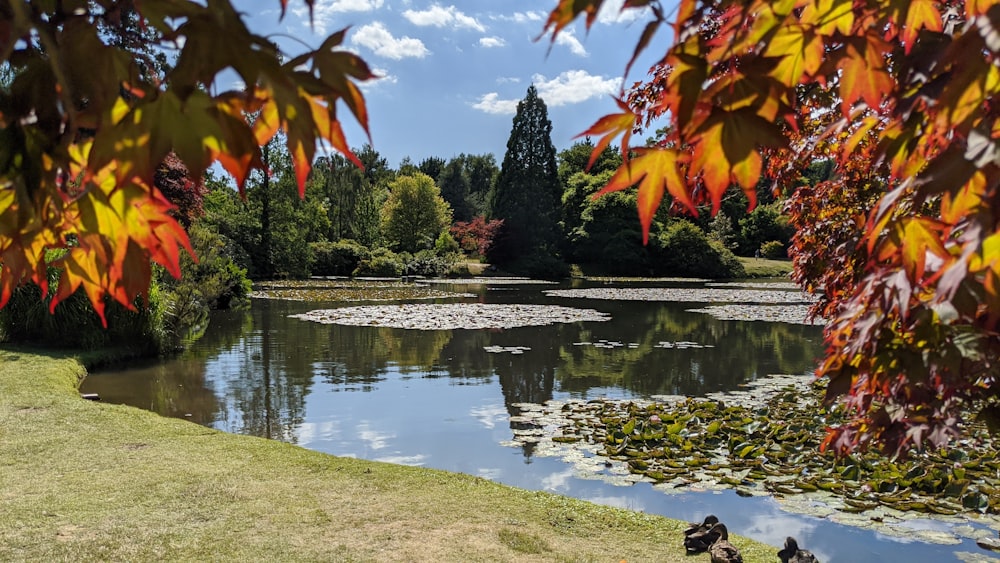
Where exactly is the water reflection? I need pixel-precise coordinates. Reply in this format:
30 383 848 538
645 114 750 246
83 280 995 561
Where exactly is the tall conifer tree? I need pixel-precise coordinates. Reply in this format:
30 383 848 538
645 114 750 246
488 86 562 264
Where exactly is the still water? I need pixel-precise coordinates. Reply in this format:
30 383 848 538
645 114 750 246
83 280 999 562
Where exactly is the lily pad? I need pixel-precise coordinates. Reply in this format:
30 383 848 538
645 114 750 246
290 303 611 330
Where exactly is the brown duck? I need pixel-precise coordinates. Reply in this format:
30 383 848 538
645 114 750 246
683 519 723 553
708 523 743 563
683 514 719 537
778 536 819 563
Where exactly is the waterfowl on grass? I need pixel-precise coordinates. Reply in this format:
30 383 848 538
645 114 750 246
777 536 819 563
707 523 742 563
683 520 723 553
683 514 719 537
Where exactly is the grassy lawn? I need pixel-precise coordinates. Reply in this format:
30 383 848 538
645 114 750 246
738 257 794 278
0 346 779 562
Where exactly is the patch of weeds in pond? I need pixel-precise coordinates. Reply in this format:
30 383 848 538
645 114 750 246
503 375 1000 542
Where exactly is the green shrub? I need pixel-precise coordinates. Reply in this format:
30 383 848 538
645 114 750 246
404 249 454 277
0 277 166 354
434 230 460 256
652 220 746 279
354 248 404 277
309 239 371 276
760 240 788 260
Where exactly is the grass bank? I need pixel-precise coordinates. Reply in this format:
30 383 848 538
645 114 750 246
0 346 777 562
738 257 793 278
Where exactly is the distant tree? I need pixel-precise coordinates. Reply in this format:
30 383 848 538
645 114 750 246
154 153 207 227
314 145 390 247
488 85 563 265
738 203 794 257
557 138 622 184
397 156 419 176
708 211 739 251
381 173 453 253
418 156 447 182
439 159 473 222
461 153 499 217
450 216 504 257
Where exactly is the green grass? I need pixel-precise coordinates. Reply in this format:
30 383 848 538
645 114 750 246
738 256 794 278
0 345 780 561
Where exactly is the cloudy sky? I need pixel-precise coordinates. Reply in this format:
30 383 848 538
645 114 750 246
235 0 663 168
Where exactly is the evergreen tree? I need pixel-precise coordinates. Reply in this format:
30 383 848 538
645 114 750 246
439 159 473 223
488 85 562 265
417 156 446 182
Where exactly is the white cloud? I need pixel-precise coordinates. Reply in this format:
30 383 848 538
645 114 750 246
471 92 520 115
404 4 485 32
596 0 650 24
292 0 386 34
357 421 393 450
371 67 398 84
351 22 430 59
497 76 520 84
555 29 587 56
479 36 506 48
534 70 621 106
472 70 619 116
469 404 508 429
493 11 545 24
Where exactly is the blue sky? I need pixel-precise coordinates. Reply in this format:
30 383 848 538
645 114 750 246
235 0 664 168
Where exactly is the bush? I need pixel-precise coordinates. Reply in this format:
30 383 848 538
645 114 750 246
0 275 167 355
354 248 404 277
309 239 371 276
652 220 746 279
434 230 460 256
403 249 455 277
760 240 788 260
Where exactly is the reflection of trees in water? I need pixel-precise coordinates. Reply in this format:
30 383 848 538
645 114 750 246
212 299 314 442
553 301 823 396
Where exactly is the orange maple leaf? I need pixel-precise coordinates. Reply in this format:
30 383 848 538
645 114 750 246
595 148 690 243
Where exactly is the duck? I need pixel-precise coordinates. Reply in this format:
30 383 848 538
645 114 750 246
683 519 723 553
777 536 819 563
683 514 719 537
707 523 743 563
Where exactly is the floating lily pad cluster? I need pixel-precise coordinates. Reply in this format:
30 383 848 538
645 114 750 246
290 303 611 330
426 277 558 285
540 385 1000 522
484 346 531 354
686 304 824 325
251 279 474 302
545 287 816 304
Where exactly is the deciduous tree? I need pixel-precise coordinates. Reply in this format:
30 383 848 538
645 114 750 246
381 173 452 254
544 0 1000 455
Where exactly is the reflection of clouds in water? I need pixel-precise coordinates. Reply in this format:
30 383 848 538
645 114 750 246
357 420 394 450
295 419 341 447
477 468 502 480
742 513 825 562
469 404 508 429
583 495 644 512
542 468 575 492
373 454 427 466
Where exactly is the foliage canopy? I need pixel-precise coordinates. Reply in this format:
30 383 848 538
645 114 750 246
545 0 1000 455
0 0 371 324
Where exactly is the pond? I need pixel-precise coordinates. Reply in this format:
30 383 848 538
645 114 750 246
82 278 1000 562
